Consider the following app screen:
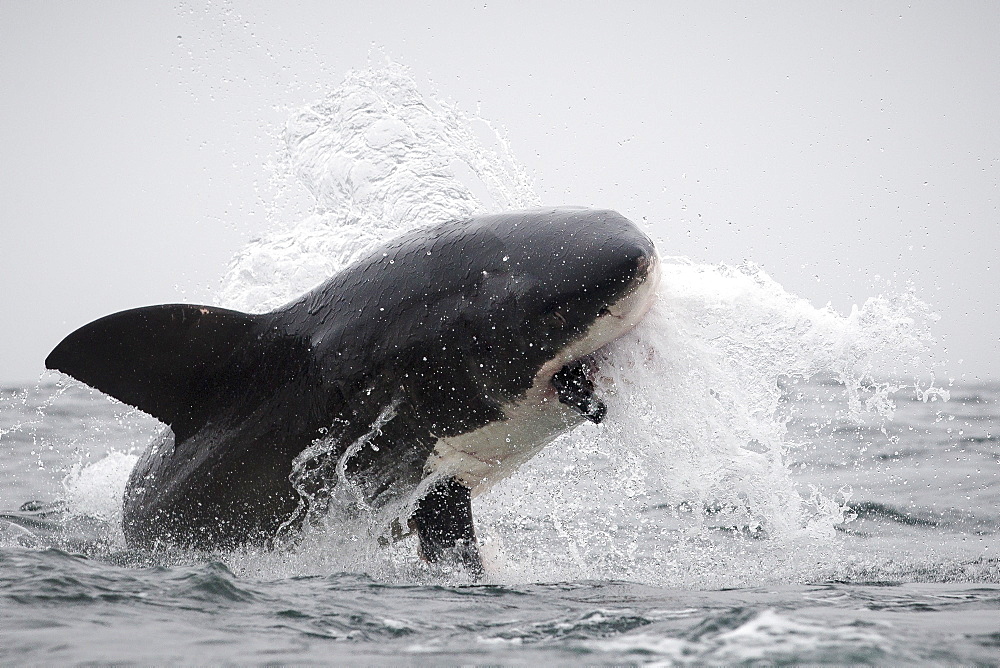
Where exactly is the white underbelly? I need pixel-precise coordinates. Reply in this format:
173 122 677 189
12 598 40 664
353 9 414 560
424 378 585 497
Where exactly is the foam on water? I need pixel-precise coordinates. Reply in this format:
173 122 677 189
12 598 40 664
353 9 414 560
62 452 139 526
51 65 942 585
590 608 897 664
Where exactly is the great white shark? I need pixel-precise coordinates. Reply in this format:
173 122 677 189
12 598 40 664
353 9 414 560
46 207 660 574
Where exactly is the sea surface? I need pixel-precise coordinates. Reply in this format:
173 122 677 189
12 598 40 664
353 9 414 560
2 67 998 665
1 379 997 665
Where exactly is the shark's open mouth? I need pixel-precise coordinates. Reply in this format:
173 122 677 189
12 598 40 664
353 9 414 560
547 253 660 426
551 356 606 424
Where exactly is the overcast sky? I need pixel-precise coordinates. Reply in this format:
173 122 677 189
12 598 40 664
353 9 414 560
1 2 997 384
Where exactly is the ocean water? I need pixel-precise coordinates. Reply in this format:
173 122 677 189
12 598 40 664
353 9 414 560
2 67 998 665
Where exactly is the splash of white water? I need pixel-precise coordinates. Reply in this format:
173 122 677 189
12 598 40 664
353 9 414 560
62 452 139 525
216 64 538 313
479 259 939 585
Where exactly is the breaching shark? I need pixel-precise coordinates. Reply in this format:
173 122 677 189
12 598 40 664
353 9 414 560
46 207 660 575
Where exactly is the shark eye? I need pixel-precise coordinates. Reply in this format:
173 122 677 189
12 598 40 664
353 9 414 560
598 306 612 317
543 309 567 329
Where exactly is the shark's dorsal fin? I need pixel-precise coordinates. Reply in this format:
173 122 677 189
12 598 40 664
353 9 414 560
45 304 262 437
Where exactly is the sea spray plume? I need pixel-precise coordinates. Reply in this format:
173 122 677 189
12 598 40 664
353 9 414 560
284 65 537 222
478 259 942 585
218 64 538 313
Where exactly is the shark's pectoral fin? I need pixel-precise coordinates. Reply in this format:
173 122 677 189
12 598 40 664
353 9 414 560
551 359 607 423
411 476 484 578
45 304 264 439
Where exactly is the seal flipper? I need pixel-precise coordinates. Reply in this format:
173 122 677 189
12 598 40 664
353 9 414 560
411 477 484 577
551 359 607 423
45 304 262 440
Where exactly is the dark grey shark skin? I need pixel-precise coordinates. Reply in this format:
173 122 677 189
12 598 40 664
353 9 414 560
46 208 658 573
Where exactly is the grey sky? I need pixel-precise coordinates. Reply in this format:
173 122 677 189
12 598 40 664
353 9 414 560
1 2 997 383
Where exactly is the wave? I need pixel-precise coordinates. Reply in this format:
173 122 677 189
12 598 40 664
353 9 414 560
849 501 940 527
